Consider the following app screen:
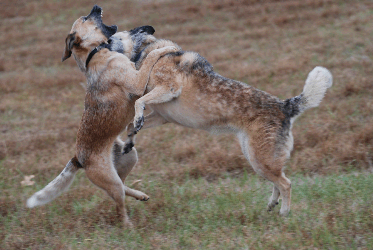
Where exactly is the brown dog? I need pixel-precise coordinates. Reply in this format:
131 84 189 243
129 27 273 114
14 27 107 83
26 6 177 225
117 27 333 216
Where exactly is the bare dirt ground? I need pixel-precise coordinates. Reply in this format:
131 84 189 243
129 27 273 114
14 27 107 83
1 0 372 249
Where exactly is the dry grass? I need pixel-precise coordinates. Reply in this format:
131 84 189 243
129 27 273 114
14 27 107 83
1 0 373 248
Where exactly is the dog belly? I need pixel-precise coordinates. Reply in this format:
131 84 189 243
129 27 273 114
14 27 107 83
150 100 207 129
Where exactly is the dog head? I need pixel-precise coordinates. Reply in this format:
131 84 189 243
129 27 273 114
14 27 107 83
111 25 157 61
62 5 117 62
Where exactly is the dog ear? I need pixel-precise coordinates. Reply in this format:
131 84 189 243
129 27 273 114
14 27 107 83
141 25 155 35
62 32 76 62
129 25 155 36
102 24 118 38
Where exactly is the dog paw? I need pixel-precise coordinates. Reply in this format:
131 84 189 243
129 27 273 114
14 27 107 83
267 201 279 212
116 213 134 229
166 46 179 54
279 209 290 217
136 194 149 201
123 217 134 229
122 141 134 154
141 196 149 201
134 115 144 132
169 46 179 53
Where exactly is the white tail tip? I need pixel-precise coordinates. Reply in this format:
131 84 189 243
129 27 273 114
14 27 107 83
307 66 333 89
26 196 39 208
301 66 333 110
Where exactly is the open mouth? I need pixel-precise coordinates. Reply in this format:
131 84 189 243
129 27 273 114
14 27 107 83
86 5 118 38
87 5 103 20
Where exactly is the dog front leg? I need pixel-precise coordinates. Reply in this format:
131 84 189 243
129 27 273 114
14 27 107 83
133 86 181 132
125 46 179 96
123 111 168 154
123 123 136 154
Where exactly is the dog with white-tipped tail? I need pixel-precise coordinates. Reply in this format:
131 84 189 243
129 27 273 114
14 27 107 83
118 27 333 217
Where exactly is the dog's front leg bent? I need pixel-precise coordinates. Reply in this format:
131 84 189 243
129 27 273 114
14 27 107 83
123 112 169 154
124 46 179 96
133 86 181 132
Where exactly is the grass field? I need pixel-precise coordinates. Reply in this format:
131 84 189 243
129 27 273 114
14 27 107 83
1 0 373 249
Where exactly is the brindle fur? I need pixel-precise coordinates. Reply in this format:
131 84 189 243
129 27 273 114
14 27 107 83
118 28 333 216
26 6 178 226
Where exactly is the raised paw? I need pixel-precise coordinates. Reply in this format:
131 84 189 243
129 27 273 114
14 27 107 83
122 141 134 154
168 46 179 53
134 115 144 132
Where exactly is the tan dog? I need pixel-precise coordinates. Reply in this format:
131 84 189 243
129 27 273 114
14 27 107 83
117 28 333 216
26 6 177 225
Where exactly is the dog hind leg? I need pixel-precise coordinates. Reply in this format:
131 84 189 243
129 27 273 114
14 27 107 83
237 131 291 216
273 173 291 216
113 138 149 201
85 154 132 226
267 185 280 211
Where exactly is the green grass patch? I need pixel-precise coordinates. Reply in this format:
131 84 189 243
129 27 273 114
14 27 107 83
1 172 373 249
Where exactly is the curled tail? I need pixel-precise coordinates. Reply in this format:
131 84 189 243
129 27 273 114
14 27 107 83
284 66 333 118
27 157 83 208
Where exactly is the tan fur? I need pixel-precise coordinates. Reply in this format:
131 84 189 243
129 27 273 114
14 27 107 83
124 37 332 217
27 10 178 226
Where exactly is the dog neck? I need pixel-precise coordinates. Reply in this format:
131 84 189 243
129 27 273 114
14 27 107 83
85 37 124 71
72 41 108 73
85 44 107 69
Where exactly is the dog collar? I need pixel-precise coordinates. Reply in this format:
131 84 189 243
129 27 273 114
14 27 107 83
86 46 100 69
86 43 109 69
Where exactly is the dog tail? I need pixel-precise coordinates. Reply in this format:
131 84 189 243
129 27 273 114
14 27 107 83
284 66 333 118
26 157 83 208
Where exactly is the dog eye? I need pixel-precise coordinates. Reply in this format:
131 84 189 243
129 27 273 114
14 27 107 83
82 17 87 23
